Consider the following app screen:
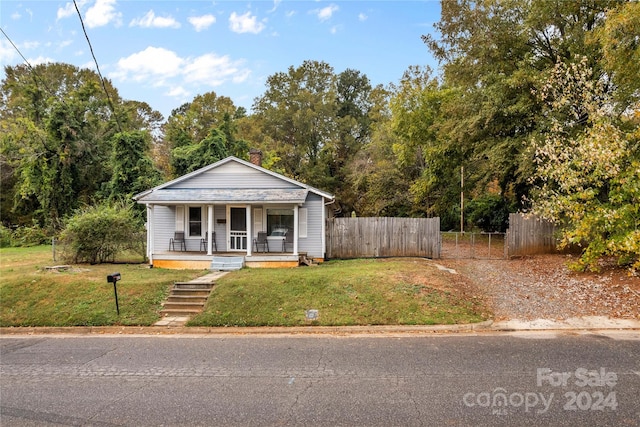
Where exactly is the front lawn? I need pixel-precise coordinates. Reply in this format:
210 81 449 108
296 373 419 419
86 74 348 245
0 246 204 326
188 258 490 327
1 246 490 327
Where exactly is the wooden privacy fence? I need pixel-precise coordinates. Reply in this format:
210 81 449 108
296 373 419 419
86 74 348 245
506 213 557 257
326 217 441 259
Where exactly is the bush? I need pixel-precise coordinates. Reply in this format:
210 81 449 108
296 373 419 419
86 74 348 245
11 223 50 246
0 223 50 247
0 225 12 248
60 201 144 264
466 194 512 232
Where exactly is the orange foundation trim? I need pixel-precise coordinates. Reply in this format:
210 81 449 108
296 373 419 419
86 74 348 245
245 260 299 269
152 260 211 270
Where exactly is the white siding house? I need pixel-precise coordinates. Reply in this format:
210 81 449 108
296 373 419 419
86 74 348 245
133 155 335 269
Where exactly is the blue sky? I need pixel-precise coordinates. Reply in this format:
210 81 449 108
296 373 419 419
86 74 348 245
1 1 441 119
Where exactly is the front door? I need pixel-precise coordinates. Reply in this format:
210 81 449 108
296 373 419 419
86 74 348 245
229 207 247 250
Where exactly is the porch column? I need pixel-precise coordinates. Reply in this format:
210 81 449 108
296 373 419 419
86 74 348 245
207 205 214 255
293 205 299 256
147 204 154 264
246 205 252 256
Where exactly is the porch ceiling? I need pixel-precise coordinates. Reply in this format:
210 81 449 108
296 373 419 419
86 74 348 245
136 188 308 204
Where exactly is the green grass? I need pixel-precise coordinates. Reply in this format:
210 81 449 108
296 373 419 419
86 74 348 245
0 246 205 327
1 247 491 328
188 258 490 327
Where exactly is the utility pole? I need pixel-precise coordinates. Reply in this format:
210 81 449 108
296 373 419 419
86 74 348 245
460 165 464 233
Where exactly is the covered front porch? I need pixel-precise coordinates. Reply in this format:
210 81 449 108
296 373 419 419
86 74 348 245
144 198 309 268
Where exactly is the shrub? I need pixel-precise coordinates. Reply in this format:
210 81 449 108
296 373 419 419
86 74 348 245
0 225 12 248
60 201 144 264
466 194 511 232
11 223 50 246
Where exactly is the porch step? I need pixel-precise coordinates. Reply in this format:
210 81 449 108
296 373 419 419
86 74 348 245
210 256 244 271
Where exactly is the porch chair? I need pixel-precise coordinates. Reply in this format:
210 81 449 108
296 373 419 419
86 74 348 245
200 231 217 252
282 231 293 252
169 231 187 251
253 231 269 253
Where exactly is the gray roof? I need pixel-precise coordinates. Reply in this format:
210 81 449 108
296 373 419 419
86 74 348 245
135 188 309 204
133 156 334 203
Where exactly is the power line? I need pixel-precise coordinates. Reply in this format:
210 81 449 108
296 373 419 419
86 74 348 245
0 27 66 107
73 0 123 133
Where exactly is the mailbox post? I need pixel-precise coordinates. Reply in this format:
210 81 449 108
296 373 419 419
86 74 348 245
107 273 121 315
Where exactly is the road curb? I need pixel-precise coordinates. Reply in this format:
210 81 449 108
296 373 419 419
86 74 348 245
2 319 639 337
1 321 495 336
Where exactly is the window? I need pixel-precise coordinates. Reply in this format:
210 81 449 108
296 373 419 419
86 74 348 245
188 206 202 237
267 208 293 236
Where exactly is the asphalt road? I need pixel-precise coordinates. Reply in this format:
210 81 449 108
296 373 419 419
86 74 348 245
1 331 639 426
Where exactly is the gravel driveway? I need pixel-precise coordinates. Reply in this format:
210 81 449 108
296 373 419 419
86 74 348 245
439 255 640 321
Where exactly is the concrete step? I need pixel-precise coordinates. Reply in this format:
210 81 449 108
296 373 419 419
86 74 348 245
173 282 213 290
169 289 211 297
210 256 244 271
166 295 208 304
162 301 206 311
160 308 203 316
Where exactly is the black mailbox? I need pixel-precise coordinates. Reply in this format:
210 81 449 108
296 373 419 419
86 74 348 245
107 273 121 315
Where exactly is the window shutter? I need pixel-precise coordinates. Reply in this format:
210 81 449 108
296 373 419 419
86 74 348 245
175 206 184 232
299 208 307 238
253 208 263 237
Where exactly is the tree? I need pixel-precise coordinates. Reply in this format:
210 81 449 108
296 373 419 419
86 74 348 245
106 131 162 200
1 63 121 229
162 92 248 177
421 0 622 216
170 128 230 176
253 60 338 187
529 57 640 271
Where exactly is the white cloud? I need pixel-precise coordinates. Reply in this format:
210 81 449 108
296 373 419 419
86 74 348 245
268 0 282 13
313 4 339 22
188 14 216 32
167 86 189 98
358 13 368 22
29 56 55 66
111 46 184 82
184 53 249 86
21 41 40 50
229 11 265 34
110 47 251 90
130 10 181 29
85 0 122 28
330 26 338 34
57 1 82 20
11 12 21 20
0 40 17 64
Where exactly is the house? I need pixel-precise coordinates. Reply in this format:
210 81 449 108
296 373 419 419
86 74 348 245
133 150 336 269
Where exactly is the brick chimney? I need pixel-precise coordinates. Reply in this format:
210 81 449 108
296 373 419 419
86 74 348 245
249 148 263 167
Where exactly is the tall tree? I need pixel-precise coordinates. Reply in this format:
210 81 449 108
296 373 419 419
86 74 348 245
106 131 162 200
252 60 338 187
419 0 626 227
529 57 640 271
0 62 157 229
162 91 246 177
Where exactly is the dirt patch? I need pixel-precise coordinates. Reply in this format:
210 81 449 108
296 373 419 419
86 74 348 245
439 254 640 321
